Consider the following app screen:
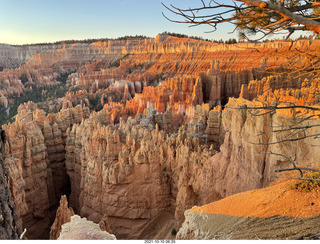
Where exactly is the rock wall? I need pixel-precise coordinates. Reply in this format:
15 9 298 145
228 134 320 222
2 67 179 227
3 104 89 239
4 157 28 230
63 95 320 238
0 43 62 69
194 97 320 199
0 125 21 239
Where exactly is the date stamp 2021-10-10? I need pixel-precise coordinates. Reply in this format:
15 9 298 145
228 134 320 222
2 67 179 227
144 240 176 244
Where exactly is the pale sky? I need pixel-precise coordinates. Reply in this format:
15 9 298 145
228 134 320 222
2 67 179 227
0 0 238 45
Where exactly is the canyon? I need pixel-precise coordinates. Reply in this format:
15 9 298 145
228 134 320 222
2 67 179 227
0 34 320 239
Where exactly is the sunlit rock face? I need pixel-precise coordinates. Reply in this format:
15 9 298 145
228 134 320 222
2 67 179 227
4 157 28 230
0 36 318 111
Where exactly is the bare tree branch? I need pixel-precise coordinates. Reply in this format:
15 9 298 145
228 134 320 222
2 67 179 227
275 175 320 181
162 0 320 40
251 132 320 145
259 151 303 176
275 167 320 173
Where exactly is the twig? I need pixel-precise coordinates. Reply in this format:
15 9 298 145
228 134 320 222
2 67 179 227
275 167 320 174
259 151 303 177
20 228 27 240
275 175 320 182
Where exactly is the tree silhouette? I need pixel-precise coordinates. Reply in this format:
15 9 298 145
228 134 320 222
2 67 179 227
163 0 320 40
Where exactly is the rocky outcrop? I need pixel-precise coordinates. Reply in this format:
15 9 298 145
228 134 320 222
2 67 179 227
58 215 116 240
5 85 320 240
50 195 115 239
240 75 302 101
190 96 320 200
62 91 320 239
4 114 51 239
0 125 21 239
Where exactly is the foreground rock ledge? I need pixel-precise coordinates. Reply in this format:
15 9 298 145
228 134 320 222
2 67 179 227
177 211 320 240
58 215 116 240
177 180 320 240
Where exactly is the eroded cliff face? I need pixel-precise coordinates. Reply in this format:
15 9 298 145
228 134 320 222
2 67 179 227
0 43 63 69
62 95 320 239
4 157 28 230
1 36 319 112
0 125 21 239
5 93 320 239
64 105 220 238
3 104 89 239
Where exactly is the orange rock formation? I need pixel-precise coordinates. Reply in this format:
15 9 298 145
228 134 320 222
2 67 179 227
2 36 320 239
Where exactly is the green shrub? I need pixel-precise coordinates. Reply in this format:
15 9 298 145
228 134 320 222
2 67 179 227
171 228 177 236
291 172 320 192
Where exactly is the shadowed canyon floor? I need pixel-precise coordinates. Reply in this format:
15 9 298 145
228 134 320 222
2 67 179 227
0 35 320 239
